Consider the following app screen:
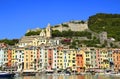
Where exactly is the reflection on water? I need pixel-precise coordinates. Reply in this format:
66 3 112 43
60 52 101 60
6 74 120 79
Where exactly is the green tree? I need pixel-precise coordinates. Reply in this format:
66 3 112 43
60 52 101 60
0 39 19 45
25 30 41 36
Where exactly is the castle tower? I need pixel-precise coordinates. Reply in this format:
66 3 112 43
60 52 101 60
40 30 46 37
46 23 52 38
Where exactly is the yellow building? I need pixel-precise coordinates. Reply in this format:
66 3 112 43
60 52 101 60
11 48 17 67
83 48 91 69
70 49 76 71
66 49 76 71
57 47 64 70
100 48 109 69
23 46 37 72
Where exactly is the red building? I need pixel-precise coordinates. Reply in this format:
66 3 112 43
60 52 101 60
47 48 53 70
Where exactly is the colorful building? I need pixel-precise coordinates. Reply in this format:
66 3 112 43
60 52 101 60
76 50 84 73
100 49 109 69
23 46 37 72
112 49 120 72
57 46 64 70
0 48 5 66
47 48 53 70
15 47 24 72
7 48 12 67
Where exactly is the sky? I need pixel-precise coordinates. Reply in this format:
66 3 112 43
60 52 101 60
0 0 120 39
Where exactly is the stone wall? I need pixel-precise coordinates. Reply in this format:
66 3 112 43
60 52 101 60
52 22 88 32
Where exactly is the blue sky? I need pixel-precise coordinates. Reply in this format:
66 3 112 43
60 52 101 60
0 0 120 39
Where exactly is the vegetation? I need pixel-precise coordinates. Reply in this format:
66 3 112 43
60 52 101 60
61 24 69 27
88 13 120 41
0 39 19 45
80 37 100 47
52 30 91 39
69 39 80 49
25 30 41 36
70 20 85 24
54 25 59 27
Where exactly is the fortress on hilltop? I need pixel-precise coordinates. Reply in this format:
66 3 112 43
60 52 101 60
52 20 88 32
27 20 88 33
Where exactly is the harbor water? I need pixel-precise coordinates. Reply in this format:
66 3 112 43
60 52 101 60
4 74 120 79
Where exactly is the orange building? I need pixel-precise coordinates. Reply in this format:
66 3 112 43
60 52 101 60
23 47 37 72
76 53 84 73
7 49 12 67
112 49 120 72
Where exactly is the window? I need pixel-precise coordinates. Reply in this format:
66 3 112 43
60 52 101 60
26 63 28 69
86 58 90 61
73 54 75 56
72 60 75 63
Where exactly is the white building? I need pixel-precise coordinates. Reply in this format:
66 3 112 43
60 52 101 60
0 48 5 66
15 48 24 72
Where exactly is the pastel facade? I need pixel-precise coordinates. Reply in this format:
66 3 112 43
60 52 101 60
96 49 100 68
36 47 40 71
47 48 53 70
23 47 37 72
7 48 12 67
90 48 97 68
69 49 76 71
1 42 120 73
52 48 57 69
85 48 91 69
3 49 8 66
15 48 24 72
63 49 68 69
11 48 16 67
76 50 84 73
0 48 5 66
100 49 109 69
38 47 47 71
108 49 114 69
57 47 64 70
112 49 120 71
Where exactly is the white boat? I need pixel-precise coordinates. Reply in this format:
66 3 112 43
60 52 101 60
110 72 120 76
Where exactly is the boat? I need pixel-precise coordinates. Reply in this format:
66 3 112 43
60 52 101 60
109 72 120 76
0 71 15 78
22 70 36 76
22 72 36 76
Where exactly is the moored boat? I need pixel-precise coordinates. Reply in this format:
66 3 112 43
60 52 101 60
0 71 15 78
22 72 36 76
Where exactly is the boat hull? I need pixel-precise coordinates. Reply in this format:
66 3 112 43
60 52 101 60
0 73 15 78
22 72 36 76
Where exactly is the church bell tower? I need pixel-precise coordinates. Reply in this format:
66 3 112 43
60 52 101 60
46 23 52 38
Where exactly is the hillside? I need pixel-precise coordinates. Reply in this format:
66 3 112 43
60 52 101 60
88 13 120 41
